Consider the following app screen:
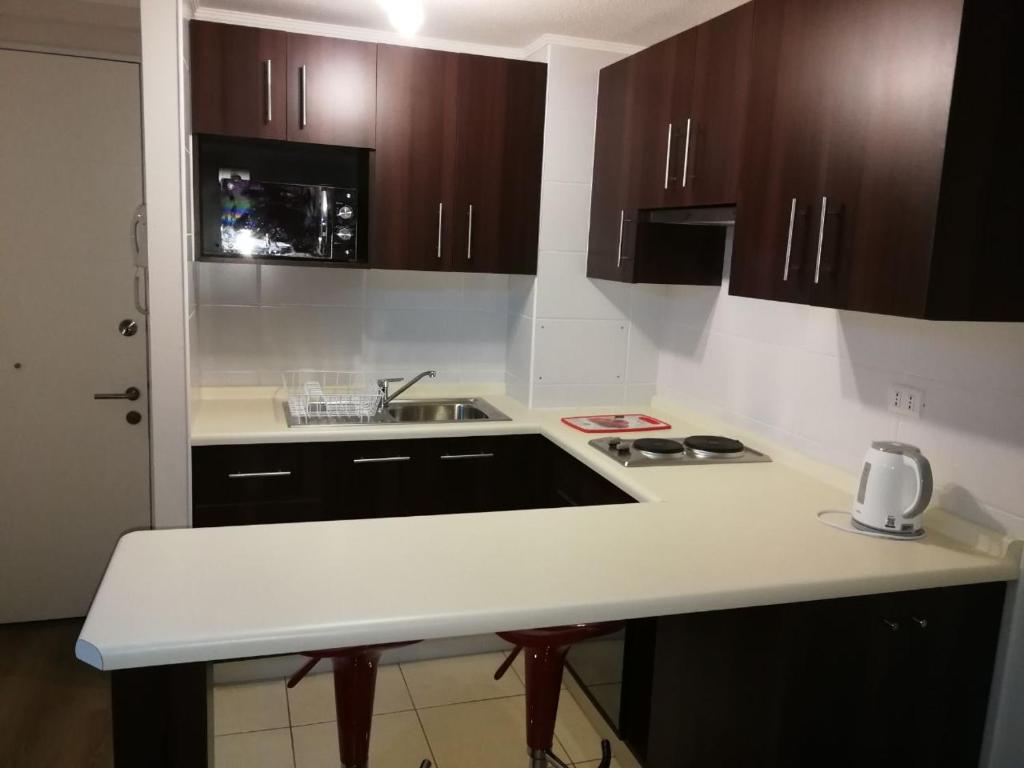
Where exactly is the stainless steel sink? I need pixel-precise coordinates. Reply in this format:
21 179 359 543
385 397 510 423
284 397 510 426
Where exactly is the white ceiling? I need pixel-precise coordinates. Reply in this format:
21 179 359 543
197 0 749 48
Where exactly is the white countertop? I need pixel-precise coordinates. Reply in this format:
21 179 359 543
77 388 1021 670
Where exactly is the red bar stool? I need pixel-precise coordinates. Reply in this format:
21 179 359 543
288 641 431 768
495 623 623 768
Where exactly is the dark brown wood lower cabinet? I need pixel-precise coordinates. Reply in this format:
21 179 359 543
192 434 636 527
641 582 1004 768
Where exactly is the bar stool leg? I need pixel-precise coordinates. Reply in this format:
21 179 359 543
523 644 571 768
330 649 382 768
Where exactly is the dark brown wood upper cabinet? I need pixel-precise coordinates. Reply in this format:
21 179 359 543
450 54 546 275
587 57 637 282
191 22 376 149
732 0 1024 321
285 34 377 148
190 22 287 141
371 47 545 275
371 44 458 271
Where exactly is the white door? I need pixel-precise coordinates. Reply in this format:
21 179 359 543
0 50 150 623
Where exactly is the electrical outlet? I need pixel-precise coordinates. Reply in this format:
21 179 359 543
888 384 925 419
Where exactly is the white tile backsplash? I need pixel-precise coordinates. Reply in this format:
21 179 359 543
534 319 628 386
261 265 365 307
535 252 632 320
656 232 1024 529
198 262 259 306
197 268 508 386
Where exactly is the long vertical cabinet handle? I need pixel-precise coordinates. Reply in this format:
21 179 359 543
299 65 308 129
466 204 473 261
263 60 272 124
783 197 797 282
436 202 444 259
814 196 828 284
663 123 674 189
616 209 625 268
681 118 693 188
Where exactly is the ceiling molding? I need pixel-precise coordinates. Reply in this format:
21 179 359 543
520 34 642 59
191 7 642 60
192 7 524 59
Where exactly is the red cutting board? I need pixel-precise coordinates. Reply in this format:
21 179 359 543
561 414 671 433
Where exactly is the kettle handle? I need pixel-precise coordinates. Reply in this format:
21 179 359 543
902 452 933 520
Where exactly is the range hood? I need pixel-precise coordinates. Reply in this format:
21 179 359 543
645 205 736 226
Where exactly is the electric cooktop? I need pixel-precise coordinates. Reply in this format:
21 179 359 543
589 435 772 467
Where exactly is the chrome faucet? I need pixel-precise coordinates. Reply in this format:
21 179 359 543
377 370 437 408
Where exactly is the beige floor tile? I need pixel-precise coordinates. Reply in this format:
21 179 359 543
214 728 294 768
213 680 290 735
287 664 412 726
417 696 529 768
401 652 524 708
292 711 431 768
554 691 605 763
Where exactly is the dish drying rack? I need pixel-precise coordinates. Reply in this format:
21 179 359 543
283 371 382 425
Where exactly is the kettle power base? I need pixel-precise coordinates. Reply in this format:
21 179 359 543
817 510 926 541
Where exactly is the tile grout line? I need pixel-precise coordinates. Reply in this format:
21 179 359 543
399 663 440 768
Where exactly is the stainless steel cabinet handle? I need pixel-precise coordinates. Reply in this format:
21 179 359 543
616 209 625 268
882 618 900 632
436 202 443 259
663 122 674 189
94 386 140 401
911 616 928 629
681 117 693 189
228 470 292 479
352 456 412 464
783 197 797 282
263 59 272 123
466 204 473 261
814 195 828 284
299 65 308 128
440 452 495 460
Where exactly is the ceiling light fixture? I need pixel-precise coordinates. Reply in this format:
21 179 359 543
379 0 424 38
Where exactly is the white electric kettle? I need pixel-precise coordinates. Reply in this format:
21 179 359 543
853 442 933 535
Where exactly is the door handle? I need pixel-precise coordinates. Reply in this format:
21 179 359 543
94 386 140 401
814 196 828 284
466 204 473 261
783 197 797 282
299 65 308 128
663 122 674 189
440 453 495 460
352 456 412 464
681 117 693 189
228 471 292 479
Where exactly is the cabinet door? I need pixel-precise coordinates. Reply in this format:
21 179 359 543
285 34 377 148
587 58 637 283
372 45 458 271
806 0 962 314
632 36 690 210
729 0 830 304
190 22 287 141
679 2 755 206
330 440 425 520
450 55 546 275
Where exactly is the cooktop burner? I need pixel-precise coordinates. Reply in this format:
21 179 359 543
589 435 770 467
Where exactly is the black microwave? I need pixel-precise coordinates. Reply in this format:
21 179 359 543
195 135 369 266
217 178 358 262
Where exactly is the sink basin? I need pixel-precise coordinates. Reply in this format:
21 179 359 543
385 398 510 423
283 396 510 426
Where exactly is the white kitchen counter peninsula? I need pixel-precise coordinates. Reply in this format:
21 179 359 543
78 387 1021 671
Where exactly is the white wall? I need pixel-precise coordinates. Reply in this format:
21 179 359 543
195 265 509 386
509 43 659 408
140 0 191 529
656 229 1024 535
0 0 141 60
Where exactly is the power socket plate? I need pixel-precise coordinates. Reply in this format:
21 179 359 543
889 384 925 419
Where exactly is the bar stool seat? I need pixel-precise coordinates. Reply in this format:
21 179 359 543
288 641 430 768
495 622 623 768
